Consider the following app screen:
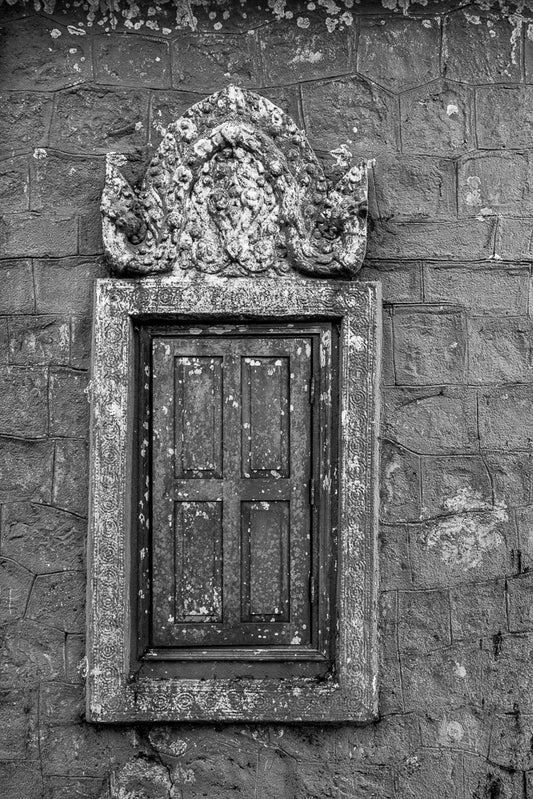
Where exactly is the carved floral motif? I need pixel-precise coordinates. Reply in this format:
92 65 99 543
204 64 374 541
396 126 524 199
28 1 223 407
101 86 368 278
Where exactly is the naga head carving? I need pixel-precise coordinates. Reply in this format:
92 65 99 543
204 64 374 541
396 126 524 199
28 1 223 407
101 85 368 279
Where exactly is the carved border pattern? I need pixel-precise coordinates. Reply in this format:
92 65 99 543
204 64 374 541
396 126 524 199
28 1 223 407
87 277 380 722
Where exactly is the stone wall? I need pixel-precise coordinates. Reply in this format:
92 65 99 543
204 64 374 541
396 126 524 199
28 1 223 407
1 1 532 797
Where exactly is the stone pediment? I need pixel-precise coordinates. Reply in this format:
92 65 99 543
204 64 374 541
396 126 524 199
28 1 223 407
101 85 368 279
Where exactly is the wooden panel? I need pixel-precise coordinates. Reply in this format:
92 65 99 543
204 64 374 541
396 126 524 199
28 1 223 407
175 356 223 478
241 501 289 621
175 501 223 623
241 356 289 477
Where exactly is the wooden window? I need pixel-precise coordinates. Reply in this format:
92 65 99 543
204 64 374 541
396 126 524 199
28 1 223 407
87 278 380 722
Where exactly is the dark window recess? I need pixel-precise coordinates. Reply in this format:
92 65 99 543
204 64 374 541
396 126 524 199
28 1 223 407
134 322 337 675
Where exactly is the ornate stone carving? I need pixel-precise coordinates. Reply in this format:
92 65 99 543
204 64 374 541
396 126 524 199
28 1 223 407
101 86 368 278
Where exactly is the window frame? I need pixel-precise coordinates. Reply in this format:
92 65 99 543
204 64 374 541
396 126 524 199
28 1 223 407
86 276 381 723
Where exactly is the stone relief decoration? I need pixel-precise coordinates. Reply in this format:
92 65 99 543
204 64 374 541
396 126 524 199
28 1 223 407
101 85 368 279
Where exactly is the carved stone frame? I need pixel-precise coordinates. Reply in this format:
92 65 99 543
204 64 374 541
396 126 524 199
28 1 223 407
86 275 381 723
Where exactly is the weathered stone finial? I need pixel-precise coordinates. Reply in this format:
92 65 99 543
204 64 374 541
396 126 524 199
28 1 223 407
101 85 368 279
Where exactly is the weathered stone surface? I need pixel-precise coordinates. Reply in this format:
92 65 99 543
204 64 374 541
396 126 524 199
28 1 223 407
481 633 533 712
0 762 43 799
34 258 106 315
400 81 473 156
424 264 529 315
380 523 412 591
479 386 533 450
0 259 34 314
468 316 533 384
260 18 352 84
444 9 521 83
78 210 104 255
50 87 149 153
463 759 523 799
39 724 135 778
369 154 456 221
171 32 261 92
358 16 440 92
105 758 172 799
0 18 92 90
402 643 482 712
485 452 532 509
0 438 53 503
0 619 64 687
418 706 490 755
302 76 398 156
94 34 170 87
393 307 467 385
367 219 494 260
477 86 533 149
0 688 38 759
0 559 34 623
65 634 85 684
53 438 89 516
0 91 53 156
49 369 89 438
380 440 421 522
458 151 529 217
498 217 533 260
30 151 105 213
358 261 422 303
489 712 533 770
8 316 71 366
0 155 29 213
150 89 204 146
450 580 507 640
398 588 451 653
383 386 478 455
40 682 84 726
381 307 395 385
44 776 104 799
1 502 85 573
70 316 92 370
0 319 8 364
516 506 533 570
26 571 85 632
421 456 493 519
377 592 403 715
0 366 48 438
0 212 78 258
507 575 533 633
395 750 463 799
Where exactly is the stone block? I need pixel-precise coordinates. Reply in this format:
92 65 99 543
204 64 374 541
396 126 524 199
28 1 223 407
369 154 456 221
380 440 421 522
44 776 104 799
0 259 34 314
516 506 533 571
468 316 533 384
49 368 89 438
458 152 529 217
499 217 533 260
421 455 493 519
302 76 398 157
1 502 85 573
105 758 172 799
26 571 85 633
477 86 533 148
462 755 522 799
444 9 521 83
378 591 403 715
0 91 53 157
0 318 8 364
30 151 105 213
0 688 38 759
358 16 440 92
78 210 104 255
94 34 170 87
398 588 451 653
65 634 85 684
39 682 84 726
395 750 463 799
0 366 48 438
0 619 65 688
150 89 205 146
34 258 106 316
479 386 533 450
507 575 533 633
400 81 473 156
367 219 494 261
0 18 92 90
39 724 135 778
450 580 507 641
357 261 422 303
50 87 149 153
401 643 482 712
0 762 43 799
260 17 353 84
489 711 533 769
379 522 412 590
480 632 533 712
393 307 467 386
383 386 478 455
0 438 53 503
53 438 89 516
485 452 532 509
0 155 29 213
424 264 529 316
381 308 395 385
0 559 34 624
171 32 262 92
0 212 78 258
418 706 490 756
409 509 512 587
70 316 93 370
9 316 70 366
